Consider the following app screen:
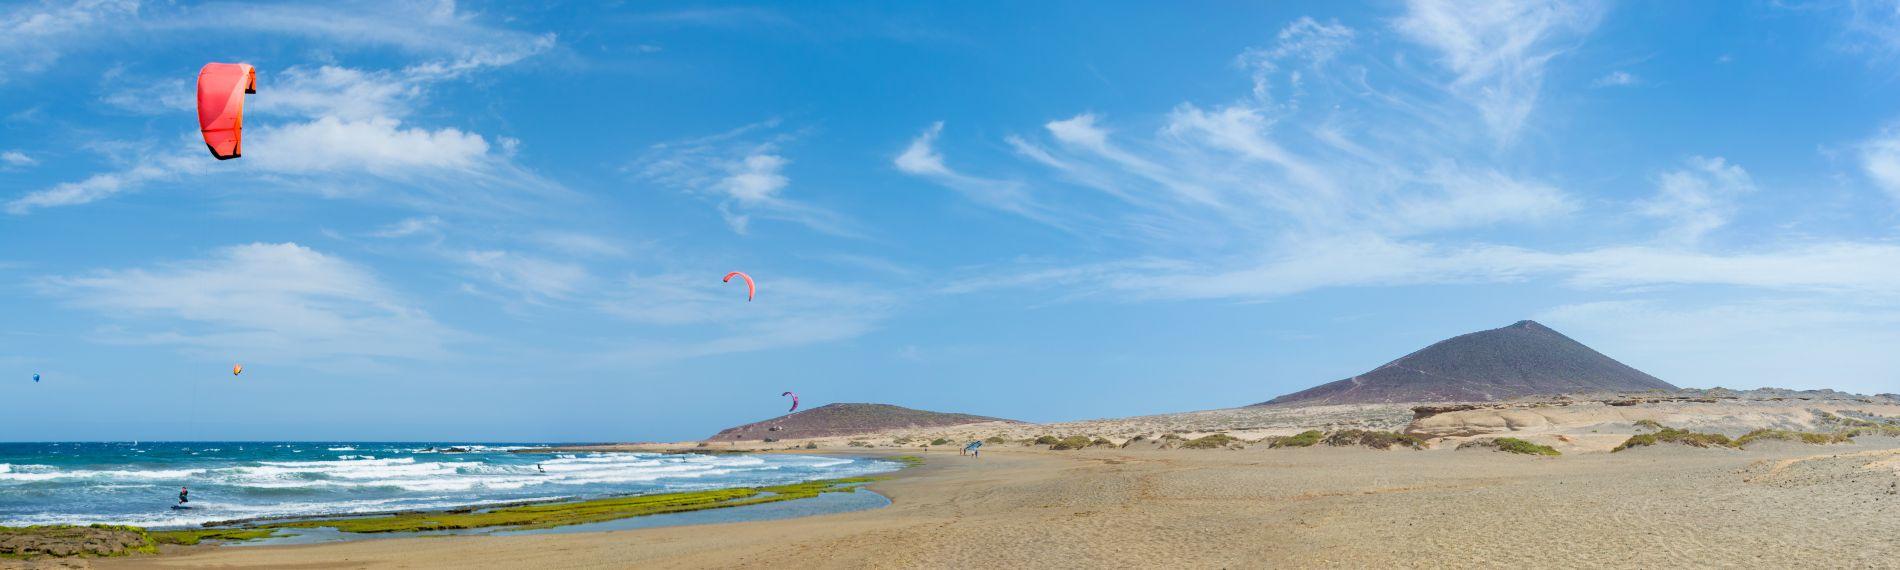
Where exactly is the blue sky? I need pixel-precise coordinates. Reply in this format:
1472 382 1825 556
6 1 1900 441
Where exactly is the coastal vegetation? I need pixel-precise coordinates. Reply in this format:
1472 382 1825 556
1033 435 1060 445
1323 430 1424 450
1181 434 1239 449
1615 422 1881 451
264 478 878 534
1265 430 1325 448
1613 427 1733 451
148 528 280 545
1732 429 1852 447
1633 419 1664 431
1457 438 1561 456
1049 435 1094 450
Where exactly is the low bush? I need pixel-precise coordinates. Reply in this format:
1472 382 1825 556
1266 430 1324 448
1049 435 1095 450
1633 419 1664 431
1612 428 1732 452
1457 437 1560 456
847 440 871 448
1091 437 1114 447
1733 429 1850 446
1033 435 1060 445
930 438 951 446
1180 434 1239 449
985 436 1008 444
1323 430 1424 450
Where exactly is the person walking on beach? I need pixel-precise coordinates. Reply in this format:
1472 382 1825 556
178 486 189 504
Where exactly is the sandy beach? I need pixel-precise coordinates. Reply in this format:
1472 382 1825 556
75 436 1900 570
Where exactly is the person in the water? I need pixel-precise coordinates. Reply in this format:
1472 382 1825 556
178 486 189 504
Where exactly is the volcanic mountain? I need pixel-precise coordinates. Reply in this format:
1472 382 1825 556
708 403 1019 441
1258 320 1675 405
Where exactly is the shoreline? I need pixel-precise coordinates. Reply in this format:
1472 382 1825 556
84 440 1900 569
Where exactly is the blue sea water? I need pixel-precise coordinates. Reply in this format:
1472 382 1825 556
0 442 898 529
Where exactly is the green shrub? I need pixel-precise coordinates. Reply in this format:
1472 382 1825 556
1033 435 1060 445
1159 433 1184 441
1612 428 1732 452
1049 435 1094 450
1633 419 1664 431
1091 437 1114 447
1458 437 1560 456
893 437 914 444
1844 425 1900 438
1266 430 1324 448
1323 430 1423 450
1179 434 1239 449
929 438 951 446
1734 429 1852 447
803 442 818 449
847 440 871 448
1120 435 1148 448
984 436 1007 444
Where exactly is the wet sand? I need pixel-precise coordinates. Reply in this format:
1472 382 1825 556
88 439 1900 569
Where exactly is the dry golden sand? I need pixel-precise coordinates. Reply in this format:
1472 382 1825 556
77 438 1900 570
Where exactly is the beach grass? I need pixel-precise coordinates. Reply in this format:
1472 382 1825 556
1732 429 1853 447
1323 430 1424 450
1265 430 1324 448
1049 435 1094 450
1180 434 1239 449
1612 428 1733 451
1458 437 1561 456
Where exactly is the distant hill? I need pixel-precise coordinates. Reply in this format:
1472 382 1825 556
708 403 1019 441
1258 320 1675 406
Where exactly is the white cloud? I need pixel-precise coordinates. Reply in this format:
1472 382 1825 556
718 153 790 203
1593 70 1637 87
1393 0 1603 142
0 0 138 84
896 123 1064 227
1636 156 1754 243
634 122 857 236
5 156 200 214
3 1 553 88
1238 16 1355 103
251 117 490 174
596 273 897 362
459 250 590 302
40 242 455 363
894 122 952 176
1859 127 1900 203
368 216 445 239
1539 299 1900 394
1 151 36 167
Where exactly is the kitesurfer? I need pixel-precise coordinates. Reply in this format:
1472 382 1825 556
178 486 189 504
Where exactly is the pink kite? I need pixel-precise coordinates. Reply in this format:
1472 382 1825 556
782 391 798 413
723 271 755 302
197 63 256 160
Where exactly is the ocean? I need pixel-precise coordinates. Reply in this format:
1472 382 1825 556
0 442 899 529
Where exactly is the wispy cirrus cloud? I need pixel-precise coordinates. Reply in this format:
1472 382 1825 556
903 11 1900 320
596 272 898 363
1393 0 1604 143
7 6 561 216
633 121 859 236
1636 156 1754 244
0 0 139 85
39 242 458 364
